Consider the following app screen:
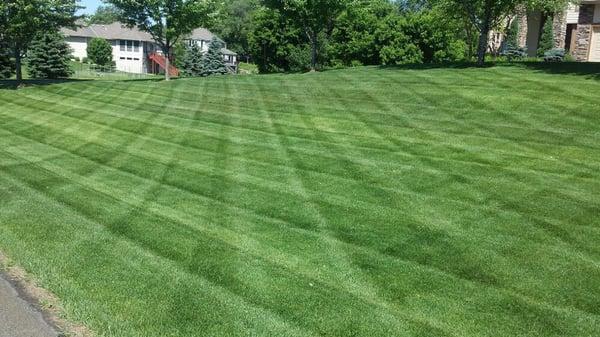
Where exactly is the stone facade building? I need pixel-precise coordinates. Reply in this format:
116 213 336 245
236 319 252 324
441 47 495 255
512 1 600 61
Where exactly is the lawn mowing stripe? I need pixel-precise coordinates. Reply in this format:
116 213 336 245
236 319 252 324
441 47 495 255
43 73 600 137
0 177 326 337
37 81 600 159
4 100 600 239
7 90 600 185
2 94 596 312
2 148 598 337
2 145 596 334
0 150 460 337
2 66 600 336
35 80 600 145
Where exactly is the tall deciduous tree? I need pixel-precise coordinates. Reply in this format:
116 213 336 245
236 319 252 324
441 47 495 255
108 0 216 81
440 0 521 65
211 0 259 60
262 0 347 71
0 0 79 83
87 5 122 24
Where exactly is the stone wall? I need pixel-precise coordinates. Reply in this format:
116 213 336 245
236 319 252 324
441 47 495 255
517 7 528 48
574 4 595 61
553 11 567 49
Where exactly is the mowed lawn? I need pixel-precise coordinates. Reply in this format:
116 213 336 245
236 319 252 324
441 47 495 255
0 65 599 337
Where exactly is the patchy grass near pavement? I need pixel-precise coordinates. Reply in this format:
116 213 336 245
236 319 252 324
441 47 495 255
0 64 599 337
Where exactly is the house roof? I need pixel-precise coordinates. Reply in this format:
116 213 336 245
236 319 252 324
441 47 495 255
62 22 237 55
189 28 215 41
221 48 237 56
62 23 224 45
61 22 154 42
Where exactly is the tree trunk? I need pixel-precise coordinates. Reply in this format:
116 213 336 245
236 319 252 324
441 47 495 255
14 47 22 84
309 31 317 72
477 16 491 66
165 52 171 81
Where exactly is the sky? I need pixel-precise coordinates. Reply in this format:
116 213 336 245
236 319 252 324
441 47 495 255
78 0 103 15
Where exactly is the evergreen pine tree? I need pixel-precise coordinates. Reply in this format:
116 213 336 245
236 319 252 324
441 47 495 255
27 31 73 79
181 43 204 77
200 37 228 76
506 18 519 48
537 16 554 57
0 40 15 79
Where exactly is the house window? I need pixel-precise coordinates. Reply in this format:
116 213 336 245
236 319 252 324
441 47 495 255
134 41 140 52
127 57 132 60
127 40 133 52
120 57 125 60
120 40 126 51
133 58 139 61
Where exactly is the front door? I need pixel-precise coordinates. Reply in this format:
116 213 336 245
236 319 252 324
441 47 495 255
590 26 600 62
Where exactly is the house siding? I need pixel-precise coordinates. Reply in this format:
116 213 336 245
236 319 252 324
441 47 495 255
67 36 89 60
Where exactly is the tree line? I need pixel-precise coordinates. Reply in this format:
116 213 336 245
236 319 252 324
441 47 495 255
213 0 573 72
1 0 574 83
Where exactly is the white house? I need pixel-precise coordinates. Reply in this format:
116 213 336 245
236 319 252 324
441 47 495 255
61 23 238 74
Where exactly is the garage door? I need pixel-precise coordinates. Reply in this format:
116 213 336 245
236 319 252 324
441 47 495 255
590 26 600 62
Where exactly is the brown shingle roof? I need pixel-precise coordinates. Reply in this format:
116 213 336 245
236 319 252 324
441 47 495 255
61 22 154 41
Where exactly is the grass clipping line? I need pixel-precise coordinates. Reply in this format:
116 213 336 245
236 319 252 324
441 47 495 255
0 251 93 337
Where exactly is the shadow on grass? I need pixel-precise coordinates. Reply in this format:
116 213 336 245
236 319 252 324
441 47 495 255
514 61 600 80
0 79 92 90
377 61 600 80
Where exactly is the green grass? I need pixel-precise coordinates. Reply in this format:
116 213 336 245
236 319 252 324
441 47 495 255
0 64 599 337
238 62 259 74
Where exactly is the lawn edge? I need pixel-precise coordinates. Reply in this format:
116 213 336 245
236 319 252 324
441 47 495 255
0 250 94 337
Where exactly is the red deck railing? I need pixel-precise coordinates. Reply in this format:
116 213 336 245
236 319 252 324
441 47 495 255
149 52 179 77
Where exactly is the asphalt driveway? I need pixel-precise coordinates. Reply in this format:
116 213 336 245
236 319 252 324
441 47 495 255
0 273 57 337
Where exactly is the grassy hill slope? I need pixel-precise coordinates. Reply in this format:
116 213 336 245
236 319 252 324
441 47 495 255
1 65 599 336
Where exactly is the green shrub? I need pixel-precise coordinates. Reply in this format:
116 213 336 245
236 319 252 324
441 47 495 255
87 38 113 66
543 48 566 62
27 31 73 79
0 40 14 79
502 45 528 61
537 17 554 57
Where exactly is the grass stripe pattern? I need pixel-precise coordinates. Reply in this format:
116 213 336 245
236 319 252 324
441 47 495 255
0 64 599 337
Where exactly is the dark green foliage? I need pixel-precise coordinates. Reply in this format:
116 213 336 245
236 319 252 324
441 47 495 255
329 0 395 66
537 16 554 57
211 0 259 58
200 37 228 76
86 38 113 67
87 5 121 24
26 31 73 79
375 16 423 65
248 8 309 73
181 43 204 77
1 0 79 82
506 18 520 48
399 9 466 63
251 1 467 72
0 40 15 79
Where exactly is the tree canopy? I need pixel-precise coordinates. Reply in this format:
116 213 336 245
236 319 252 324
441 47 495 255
262 0 347 71
0 0 79 82
87 5 122 24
